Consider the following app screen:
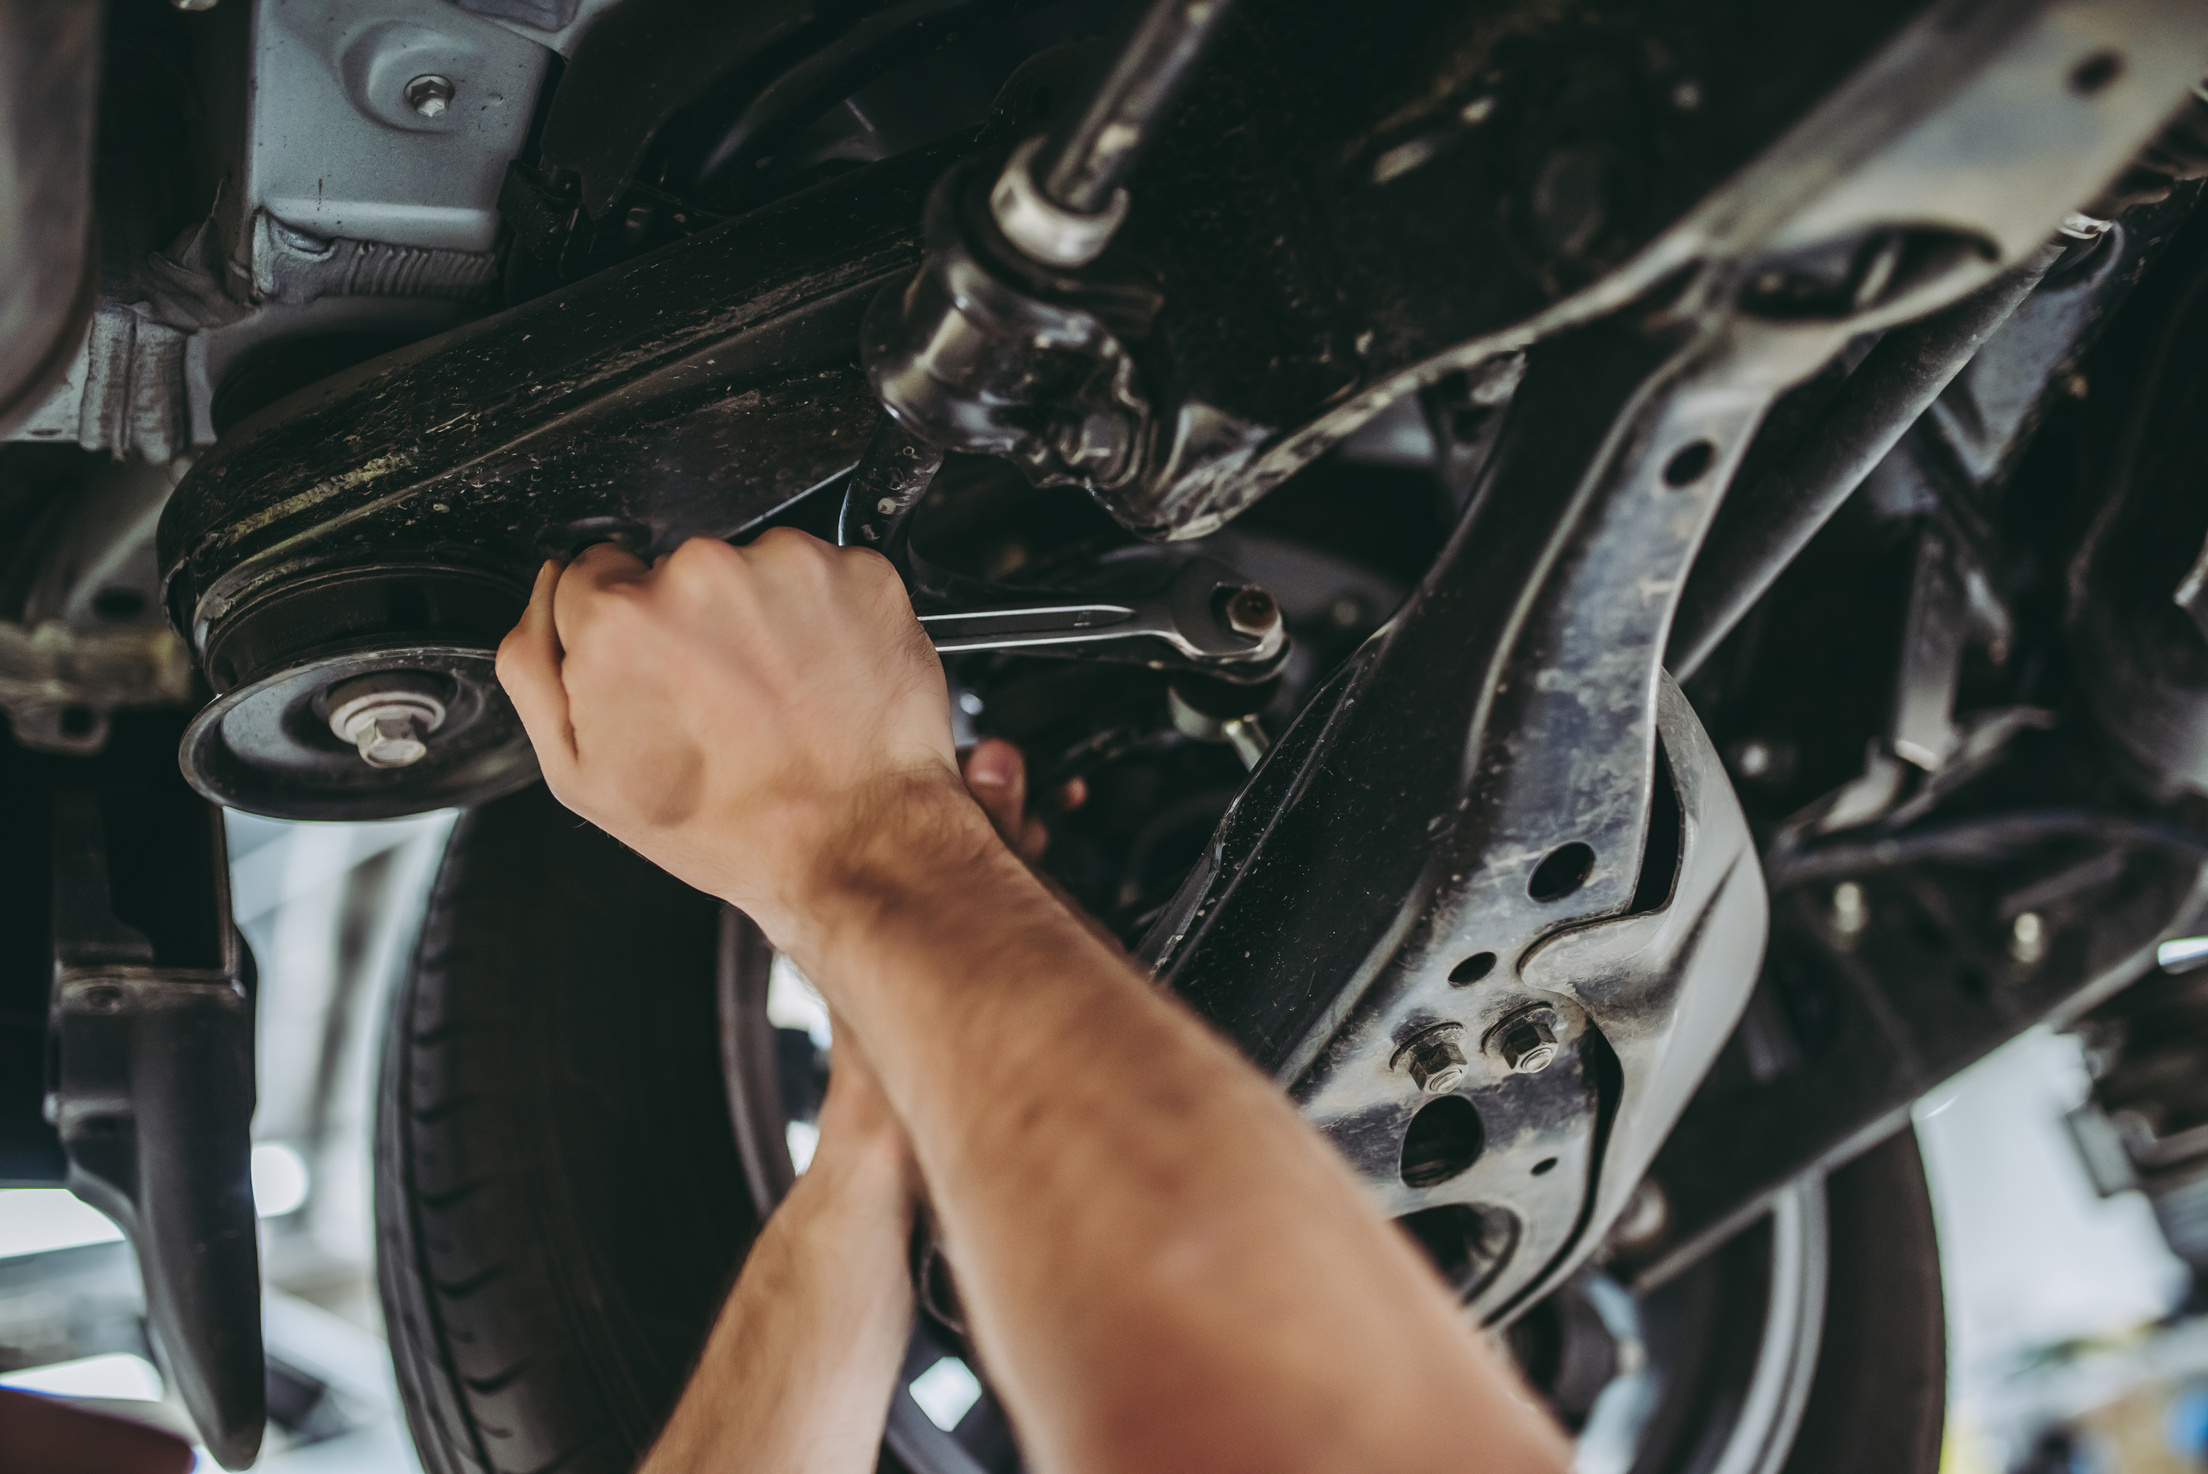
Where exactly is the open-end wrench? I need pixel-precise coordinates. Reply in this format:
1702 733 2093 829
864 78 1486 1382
915 556 1286 672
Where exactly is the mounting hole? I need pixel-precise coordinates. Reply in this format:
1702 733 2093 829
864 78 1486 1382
1528 842 1596 902
1662 440 1716 487
1396 1203 1513 1298
2069 50 2123 96
1401 1095 1484 1188
1449 952 1497 986
58 706 97 740
1532 1157 1559 1176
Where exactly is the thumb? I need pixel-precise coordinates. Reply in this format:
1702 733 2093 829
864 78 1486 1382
960 738 1030 849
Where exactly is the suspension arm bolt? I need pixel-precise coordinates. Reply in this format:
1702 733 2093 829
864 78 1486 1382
1225 586 1280 640
1394 1025 1468 1095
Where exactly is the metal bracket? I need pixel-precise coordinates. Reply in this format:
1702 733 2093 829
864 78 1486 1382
48 781 263 1468
1145 0 2208 1323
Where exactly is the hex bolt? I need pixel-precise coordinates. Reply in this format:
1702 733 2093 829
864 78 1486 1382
1225 586 1280 640
1493 1010 1559 1075
327 675 448 769
405 74 455 119
2010 910 2046 965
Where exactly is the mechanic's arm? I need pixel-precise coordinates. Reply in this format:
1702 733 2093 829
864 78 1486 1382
637 1039 915 1474
501 533 1571 1474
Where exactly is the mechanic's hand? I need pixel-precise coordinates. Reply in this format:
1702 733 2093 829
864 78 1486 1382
497 532 981 944
963 737 1085 864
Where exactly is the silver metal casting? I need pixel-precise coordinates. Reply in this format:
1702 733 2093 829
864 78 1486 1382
988 137 1130 269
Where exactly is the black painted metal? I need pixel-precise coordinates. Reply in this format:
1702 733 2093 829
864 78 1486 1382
538 0 821 218
46 751 263 1468
1143 299 1710 1069
860 157 1163 495
144 0 2208 1338
1035 0 1236 213
1636 845 2205 1290
165 0 1925 599
2070 234 2208 795
1641 185 2208 1287
1667 244 2062 683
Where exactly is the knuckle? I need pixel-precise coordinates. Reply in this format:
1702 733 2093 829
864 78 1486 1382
666 535 737 573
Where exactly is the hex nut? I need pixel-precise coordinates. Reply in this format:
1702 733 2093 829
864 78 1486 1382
1394 1025 1469 1095
1493 1010 1559 1075
1407 1036 1467 1094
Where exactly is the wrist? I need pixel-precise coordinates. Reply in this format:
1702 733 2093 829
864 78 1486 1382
766 770 1010 961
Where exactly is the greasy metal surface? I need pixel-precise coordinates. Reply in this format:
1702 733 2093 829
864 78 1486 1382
165 0 1943 609
159 138 956 648
1667 243 2064 683
1638 851 2208 1290
1640 188 2208 1285
1141 0 2208 1320
154 0 2208 1321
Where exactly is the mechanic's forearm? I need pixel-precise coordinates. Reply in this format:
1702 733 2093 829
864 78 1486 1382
784 794 1571 1474
636 1126 913 1474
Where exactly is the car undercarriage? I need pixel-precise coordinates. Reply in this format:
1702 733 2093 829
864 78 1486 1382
7 0 2208 1468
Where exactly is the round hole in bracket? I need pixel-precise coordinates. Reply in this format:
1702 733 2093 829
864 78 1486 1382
1531 1156 1559 1176
2069 50 2123 96
1528 842 1595 903
1401 1094 1484 1188
1448 952 1497 986
1662 439 1716 487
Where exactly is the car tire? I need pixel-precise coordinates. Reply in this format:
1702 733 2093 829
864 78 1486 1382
374 784 760 1474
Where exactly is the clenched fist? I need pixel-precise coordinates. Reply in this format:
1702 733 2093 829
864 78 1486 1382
495 531 991 946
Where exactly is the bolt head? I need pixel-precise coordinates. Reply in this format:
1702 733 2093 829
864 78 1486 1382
1495 1011 1559 1074
1226 586 1279 639
359 715 429 768
328 675 448 769
1407 1035 1468 1094
405 74 454 118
